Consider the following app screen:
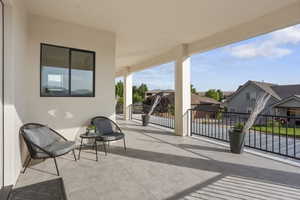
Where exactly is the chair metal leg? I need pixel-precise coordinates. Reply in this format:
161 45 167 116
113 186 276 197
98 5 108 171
123 137 127 152
78 138 83 160
53 157 60 176
94 139 98 161
103 141 107 156
72 149 77 161
107 142 110 153
22 157 31 173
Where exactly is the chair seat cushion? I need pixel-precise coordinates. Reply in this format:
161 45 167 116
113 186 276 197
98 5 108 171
35 141 75 158
96 132 124 141
24 127 60 148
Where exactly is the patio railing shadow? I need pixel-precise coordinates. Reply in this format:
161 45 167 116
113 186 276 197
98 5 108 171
165 174 300 200
110 145 300 187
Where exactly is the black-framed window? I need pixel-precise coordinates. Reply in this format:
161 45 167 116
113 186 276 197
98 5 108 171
40 43 95 97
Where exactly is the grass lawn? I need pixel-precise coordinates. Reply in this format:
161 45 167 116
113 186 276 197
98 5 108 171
252 126 300 138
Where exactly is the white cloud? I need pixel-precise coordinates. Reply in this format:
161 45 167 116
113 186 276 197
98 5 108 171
228 25 300 59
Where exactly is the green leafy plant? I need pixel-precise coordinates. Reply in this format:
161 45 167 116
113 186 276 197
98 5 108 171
267 119 280 127
87 125 96 131
233 123 244 132
216 111 222 120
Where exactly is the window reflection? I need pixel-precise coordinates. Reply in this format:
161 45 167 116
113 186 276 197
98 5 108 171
40 44 95 97
71 50 94 96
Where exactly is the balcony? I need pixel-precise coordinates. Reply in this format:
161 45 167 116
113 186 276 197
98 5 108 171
11 118 300 200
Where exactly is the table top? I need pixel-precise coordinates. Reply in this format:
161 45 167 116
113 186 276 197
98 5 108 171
79 132 100 138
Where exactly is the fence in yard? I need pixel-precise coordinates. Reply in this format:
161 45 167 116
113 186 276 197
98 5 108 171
128 103 300 160
131 103 175 129
189 109 300 160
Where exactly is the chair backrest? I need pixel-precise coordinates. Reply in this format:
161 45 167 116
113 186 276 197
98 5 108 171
91 116 118 135
20 123 61 156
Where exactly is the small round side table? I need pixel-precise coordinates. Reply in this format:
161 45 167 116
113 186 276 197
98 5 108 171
78 132 100 161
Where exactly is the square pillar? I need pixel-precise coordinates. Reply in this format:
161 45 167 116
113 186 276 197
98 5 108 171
175 44 191 136
123 70 132 120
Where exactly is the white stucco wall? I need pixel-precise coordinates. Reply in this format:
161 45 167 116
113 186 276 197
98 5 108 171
3 0 28 186
2 6 116 186
26 15 116 140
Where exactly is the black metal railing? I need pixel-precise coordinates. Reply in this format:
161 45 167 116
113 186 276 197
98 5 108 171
131 103 175 129
189 109 300 160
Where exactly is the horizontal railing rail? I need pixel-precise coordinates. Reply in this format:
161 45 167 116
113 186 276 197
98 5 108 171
131 103 175 129
125 104 300 160
189 108 300 160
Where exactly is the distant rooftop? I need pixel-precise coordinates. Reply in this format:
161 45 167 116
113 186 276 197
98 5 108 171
231 80 300 101
145 89 174 94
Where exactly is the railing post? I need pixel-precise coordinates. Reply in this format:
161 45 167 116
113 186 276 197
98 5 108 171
190 109 193 136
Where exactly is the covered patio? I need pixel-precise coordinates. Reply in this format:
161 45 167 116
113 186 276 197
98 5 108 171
1 0 300 198
12 119 300 200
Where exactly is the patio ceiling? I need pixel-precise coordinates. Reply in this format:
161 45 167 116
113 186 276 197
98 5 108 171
25 0 300 75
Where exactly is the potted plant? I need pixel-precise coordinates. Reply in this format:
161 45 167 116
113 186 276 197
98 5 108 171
228 93 271 154
142 94 162 126
86 125 96 134
142 114 150 126
229 123 245 154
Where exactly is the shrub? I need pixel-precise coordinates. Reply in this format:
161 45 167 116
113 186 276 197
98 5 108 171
267 119 280 127
233 123 244 131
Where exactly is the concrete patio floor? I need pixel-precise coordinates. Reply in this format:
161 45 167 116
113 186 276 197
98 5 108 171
13 119 300 200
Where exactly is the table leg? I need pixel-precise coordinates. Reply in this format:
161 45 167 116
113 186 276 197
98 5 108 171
95 139 98 161
103 141 107 156
78 138 83 160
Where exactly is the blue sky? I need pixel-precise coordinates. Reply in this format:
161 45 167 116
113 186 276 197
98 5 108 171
116 24 300 92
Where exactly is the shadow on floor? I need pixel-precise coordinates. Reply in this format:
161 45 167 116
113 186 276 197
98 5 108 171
165 174 300 200
10 178 67 200
177 143 228 153
110 146 300 188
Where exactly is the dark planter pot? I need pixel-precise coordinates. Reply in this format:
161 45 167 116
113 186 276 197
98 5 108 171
142 115 150 126
229 129 245 154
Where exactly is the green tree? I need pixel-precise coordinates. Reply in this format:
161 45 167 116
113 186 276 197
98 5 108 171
205 89 220 101
132 84 148 103
217 89 224 101
115 82 149 104
191 84 197 94
117 97 124 105
133 93 143 103
138 83 148 98
115 81 123 97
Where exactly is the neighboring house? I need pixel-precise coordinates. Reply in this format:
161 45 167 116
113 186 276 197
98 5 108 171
222 91 235 102
198 91 234 99
144 93 222 118
225 81 300 124
190 95 223 118
164 93 221 108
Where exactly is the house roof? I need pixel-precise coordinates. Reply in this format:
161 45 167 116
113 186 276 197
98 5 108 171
191 95 220 105
146 89 174 94
271 84 300 99
226 80 278 102
272 95 300 108
251 81 281 100
227 80 300 103
198 91 234 97
164 93 220 105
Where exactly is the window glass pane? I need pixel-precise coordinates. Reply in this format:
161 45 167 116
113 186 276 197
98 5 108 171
70 50 94 96
41 45 69 96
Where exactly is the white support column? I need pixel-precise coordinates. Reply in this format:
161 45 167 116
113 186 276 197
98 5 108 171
123 70 132 120
175 44 191 136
